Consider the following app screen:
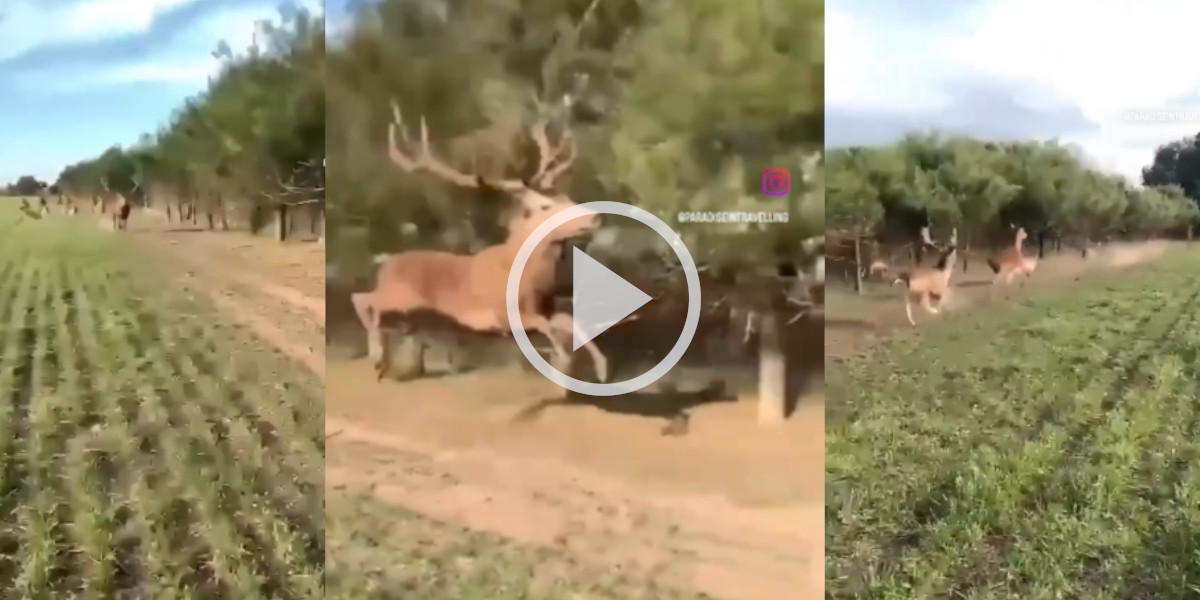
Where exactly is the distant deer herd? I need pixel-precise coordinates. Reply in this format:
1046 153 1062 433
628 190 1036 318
15 179 134 231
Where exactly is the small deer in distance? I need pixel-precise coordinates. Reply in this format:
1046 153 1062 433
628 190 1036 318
986 225 1036 287
351 100 609 382
100 178 133 231
892 227 958 327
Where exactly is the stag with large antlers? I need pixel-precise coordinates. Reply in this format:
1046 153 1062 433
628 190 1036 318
352 101 606 381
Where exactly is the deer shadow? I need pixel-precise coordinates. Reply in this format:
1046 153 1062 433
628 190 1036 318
511 378 738 436
513 362 815 436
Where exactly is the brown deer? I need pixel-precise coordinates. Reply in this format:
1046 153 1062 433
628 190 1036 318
891 229 958 327
986 225 1036 287
100 178 133 230
352 101 607 381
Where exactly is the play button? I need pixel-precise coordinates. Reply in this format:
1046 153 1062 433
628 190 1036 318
571 248 652 350
506 201 701 396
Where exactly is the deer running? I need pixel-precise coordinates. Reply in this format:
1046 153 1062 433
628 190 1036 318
986 225 1036 286
351 101 608 381
891 228 958 327
99 178 133 231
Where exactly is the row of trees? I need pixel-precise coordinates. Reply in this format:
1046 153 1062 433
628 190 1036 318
325 0 823 274
2 176 50 196
325 0 825 423
826 133 1200 290
49 5 325 239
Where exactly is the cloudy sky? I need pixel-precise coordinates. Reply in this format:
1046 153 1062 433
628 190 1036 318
0 0 325 184
826 0 1200 183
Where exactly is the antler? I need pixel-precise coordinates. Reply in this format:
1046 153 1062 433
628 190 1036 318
527 120 576 189
387 99 525 193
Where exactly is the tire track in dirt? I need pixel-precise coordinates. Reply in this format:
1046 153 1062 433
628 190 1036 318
325 416 823 600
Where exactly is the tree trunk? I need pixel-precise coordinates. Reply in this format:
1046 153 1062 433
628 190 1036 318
1037 231 1046 258
961 233 970 272
166 204 173 222
317 205 325 245
1081 236 1090 259
853 233 864 294
275 204 288 242
756 307 786 426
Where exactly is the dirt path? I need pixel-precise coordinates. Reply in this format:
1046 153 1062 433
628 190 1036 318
326 362 825 600
826 240 1186 357
120 210 326 376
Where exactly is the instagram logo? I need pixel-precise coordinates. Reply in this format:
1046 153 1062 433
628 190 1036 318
761 168 790 196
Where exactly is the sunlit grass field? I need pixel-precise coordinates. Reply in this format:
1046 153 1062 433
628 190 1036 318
827 249 1200 599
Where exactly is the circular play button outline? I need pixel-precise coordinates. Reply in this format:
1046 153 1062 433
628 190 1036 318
506 201 700 397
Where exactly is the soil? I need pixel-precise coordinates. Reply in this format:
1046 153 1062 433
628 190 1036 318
111 207 826 600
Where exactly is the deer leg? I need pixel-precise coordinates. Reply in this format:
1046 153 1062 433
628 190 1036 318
521 312 574 373
904 295 917 327
918 292 938 316
548 313 609 383
351 292 382 362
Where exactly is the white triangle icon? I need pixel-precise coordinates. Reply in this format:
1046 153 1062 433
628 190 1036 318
571 247 652 351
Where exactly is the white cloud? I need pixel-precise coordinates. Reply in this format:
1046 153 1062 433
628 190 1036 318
12 1 325 92
0 0 201 61
827 0 1200 182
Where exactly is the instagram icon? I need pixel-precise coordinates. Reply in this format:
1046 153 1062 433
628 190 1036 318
761 168 790 196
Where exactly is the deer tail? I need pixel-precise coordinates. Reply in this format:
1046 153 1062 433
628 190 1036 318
985 257 1001 274
372 253 390 265
891 273 911 288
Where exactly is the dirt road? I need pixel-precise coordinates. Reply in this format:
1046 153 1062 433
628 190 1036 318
123 210 325 376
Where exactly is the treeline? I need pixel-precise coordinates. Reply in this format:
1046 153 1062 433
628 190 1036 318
826 133 1200 286
2 175 51 197
325 0 823 280
52 6 324 238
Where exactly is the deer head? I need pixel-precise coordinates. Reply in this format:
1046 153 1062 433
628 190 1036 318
386 100 599 245
1011 224 1027 244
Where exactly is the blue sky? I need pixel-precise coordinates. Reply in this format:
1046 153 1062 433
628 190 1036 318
826 0 1200 182
0 0 326 185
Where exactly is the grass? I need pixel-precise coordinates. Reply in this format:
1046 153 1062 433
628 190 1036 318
326 488 716 600
825 248 1200 599
0 201 324 598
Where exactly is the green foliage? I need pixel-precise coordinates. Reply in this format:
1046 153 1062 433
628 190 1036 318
326 0 824 276
54 7 324 223
827 133 1199 241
